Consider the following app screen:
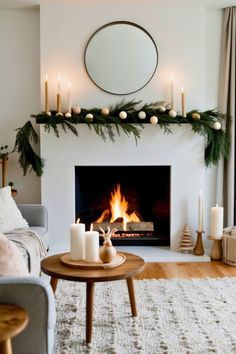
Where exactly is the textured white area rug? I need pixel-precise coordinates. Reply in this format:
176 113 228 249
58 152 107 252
53 277 236 354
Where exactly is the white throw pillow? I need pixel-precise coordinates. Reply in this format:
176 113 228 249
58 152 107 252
0 186 29 233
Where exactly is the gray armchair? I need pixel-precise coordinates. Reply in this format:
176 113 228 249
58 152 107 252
0 205 56 354
0 276 56 354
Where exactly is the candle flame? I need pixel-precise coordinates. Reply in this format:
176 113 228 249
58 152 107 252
171 75 174 82
216 204 218 207
76 218 80 224
58 74 61 82
95 184 141 224
45 75 48 81
181 87 184 92
68 82 71 89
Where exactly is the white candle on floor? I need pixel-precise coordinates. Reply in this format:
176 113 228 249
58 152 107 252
85 231 99 262
70 219 85 260
210 204 224 238
198 190 204 232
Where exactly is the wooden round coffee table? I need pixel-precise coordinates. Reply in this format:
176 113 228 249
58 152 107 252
41 252 145 344
0 304 28 354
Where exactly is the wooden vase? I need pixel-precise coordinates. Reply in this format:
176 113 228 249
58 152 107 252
99 243 116 263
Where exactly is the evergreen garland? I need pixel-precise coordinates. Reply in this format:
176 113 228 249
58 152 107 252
14 100 230 177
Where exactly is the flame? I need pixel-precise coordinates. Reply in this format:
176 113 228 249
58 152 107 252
76 218 80 224
109 184 140 223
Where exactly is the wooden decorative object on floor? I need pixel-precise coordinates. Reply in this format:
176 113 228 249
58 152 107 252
208 236 222 261
193 231 205 256
0 303 28 354
179 224 194 253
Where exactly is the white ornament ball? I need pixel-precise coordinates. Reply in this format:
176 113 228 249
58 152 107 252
73 105 81 114
65 112 72 118
86 113 93 121
213 121 221 130
169 109 177 118
119 111 127 119
101 107 110 116
46 111 51 116
150 116 158 124
138 111 146 119
159 106 166 112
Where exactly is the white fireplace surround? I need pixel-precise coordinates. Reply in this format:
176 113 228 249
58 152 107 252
41 123 211 261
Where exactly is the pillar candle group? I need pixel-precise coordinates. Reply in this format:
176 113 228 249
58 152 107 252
197 191 224 237
44 75 72 114
70 220 99 262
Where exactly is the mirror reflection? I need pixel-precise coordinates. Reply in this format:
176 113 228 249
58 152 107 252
84 21 158 95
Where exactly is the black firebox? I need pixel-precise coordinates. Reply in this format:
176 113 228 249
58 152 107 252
75 165 170 246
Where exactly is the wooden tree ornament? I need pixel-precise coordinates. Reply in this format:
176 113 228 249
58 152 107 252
179 224 194 253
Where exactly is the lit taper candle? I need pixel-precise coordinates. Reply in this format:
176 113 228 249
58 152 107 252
67 82 72 113
181 88 186 118
170 75 174 110
57 74 61 113
45 75 49 112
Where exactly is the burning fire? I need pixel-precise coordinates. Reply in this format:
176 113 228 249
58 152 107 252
96 184 141 224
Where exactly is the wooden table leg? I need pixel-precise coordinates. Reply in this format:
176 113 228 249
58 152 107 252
50 277 58 293
86 282 95 344
126 277 137 317
0 338 12 354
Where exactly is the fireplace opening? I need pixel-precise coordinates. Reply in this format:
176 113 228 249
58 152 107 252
75 166 170 246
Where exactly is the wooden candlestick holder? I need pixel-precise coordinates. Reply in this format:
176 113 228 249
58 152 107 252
193 231 205 256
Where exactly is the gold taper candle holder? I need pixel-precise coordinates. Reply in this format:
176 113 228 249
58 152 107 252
193 231 205 256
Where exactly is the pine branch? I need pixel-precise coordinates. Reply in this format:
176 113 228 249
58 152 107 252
20 102 230 176
13 121 44 176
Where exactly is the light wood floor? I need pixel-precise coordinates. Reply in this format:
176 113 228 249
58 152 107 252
135 262 236 280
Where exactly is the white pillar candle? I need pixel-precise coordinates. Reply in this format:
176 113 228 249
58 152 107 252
198 190 204 232
210 204 224 238
85 231 99 262
70 220 85 260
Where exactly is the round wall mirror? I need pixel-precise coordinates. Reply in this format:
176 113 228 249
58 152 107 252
84 21 158 95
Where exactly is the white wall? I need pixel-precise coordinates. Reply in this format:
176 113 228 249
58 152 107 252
0 8 41 203
40 2 207 110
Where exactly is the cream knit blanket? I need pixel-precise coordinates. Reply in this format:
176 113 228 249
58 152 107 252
5 228 47 275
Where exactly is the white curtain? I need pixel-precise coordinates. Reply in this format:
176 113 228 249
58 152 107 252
218 7 236 226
